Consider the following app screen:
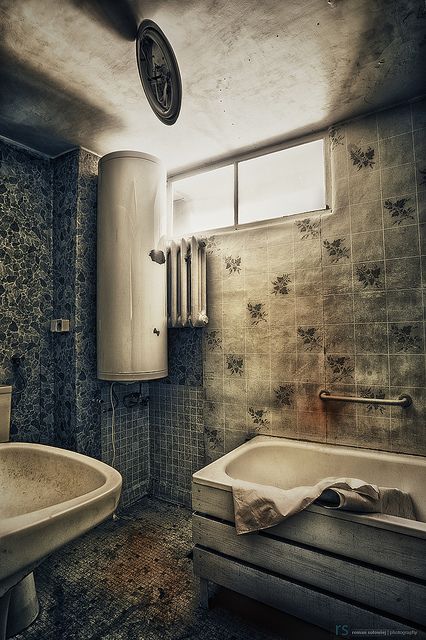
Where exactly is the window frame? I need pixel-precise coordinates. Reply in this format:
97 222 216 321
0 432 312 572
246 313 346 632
167 130 331 238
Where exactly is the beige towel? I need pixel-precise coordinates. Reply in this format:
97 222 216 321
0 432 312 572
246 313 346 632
317 486 416 520
232 477 416 535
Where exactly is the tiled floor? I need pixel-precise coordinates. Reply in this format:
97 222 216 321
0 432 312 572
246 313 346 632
16 498 330 640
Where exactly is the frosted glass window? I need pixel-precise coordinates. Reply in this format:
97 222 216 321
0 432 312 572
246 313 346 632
172 165 234 236
238 139 326 224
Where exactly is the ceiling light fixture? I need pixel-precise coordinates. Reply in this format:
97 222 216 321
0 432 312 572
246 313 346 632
136 19 182 125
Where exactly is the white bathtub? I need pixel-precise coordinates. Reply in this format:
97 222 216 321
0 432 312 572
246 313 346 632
193 435 426 538
192 436 426 635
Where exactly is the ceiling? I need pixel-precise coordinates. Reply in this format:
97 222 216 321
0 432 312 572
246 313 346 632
0 0 425 173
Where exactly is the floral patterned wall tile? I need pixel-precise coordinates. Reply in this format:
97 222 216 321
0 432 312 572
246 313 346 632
326 355 355 384
378 104 412 139
224 402 248 431
354 323 387 354
155 99 426 492
350 200 383 233
388 323 424 353
355 355 389 387
345 112 378 146
349 170 381 204
354 261 385 290
351 230 384 263
390 388 426 455
322 264 353 296
383 194 417 227
379 133 414 168
381 164 416 199
356 415 391 450
297 411 326 443
356 385 390 418
247 374 270 404
348 143 377 173
384 224 419 259
386 290 423 322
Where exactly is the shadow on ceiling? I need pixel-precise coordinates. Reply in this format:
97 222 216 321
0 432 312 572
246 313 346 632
0 41 123 157
333 0 426 111
69 0 140 41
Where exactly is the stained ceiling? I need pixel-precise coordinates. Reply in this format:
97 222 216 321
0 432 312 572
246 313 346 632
0 0 425 172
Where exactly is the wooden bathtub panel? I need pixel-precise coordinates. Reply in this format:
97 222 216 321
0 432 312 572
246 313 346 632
193 548 426 638
192 483 426 581
192 483 234 519
193 514 426 625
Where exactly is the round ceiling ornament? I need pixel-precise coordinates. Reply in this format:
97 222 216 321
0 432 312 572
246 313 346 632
136 20 182 126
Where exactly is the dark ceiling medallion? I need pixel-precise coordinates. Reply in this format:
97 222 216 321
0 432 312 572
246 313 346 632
136 20 182 126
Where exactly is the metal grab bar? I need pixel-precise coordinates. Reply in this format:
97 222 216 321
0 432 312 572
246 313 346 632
319 390 412 408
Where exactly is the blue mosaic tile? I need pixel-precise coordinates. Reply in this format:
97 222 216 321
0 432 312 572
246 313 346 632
161 327 203 386
149 383 204 506
52 150 79 451
0 139 54 444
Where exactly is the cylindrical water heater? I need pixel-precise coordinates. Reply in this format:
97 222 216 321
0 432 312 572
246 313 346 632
97 151 168 381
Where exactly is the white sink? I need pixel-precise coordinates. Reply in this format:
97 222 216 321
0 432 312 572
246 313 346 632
0 441 122 632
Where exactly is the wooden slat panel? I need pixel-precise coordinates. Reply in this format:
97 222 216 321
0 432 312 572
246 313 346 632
193 547 426 638
193 514 426 625
192 483 426 580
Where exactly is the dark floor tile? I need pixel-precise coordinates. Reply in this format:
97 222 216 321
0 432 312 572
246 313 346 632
15 498 329 640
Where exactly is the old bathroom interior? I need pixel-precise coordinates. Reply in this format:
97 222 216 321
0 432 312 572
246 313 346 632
1 0 426 638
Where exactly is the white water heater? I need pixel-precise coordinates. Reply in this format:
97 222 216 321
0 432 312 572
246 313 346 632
97 151 168 381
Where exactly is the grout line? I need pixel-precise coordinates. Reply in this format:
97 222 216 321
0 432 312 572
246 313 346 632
376 112 393 444
410 103 426 413
293 221 300 437
241 235 248 434
345 120 358 434
319 198 327 441
266 226 273 434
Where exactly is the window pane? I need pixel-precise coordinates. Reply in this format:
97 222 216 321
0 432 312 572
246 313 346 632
172 165 234 236
238 139 326 224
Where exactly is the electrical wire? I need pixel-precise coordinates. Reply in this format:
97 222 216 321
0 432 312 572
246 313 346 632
123 381 149 408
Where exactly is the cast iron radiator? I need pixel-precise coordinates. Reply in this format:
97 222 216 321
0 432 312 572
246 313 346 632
167 237 208 328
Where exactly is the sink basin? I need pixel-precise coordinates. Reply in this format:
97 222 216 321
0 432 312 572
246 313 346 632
0 442 122 599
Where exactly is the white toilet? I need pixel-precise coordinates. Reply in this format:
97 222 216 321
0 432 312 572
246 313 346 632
0 385 40 640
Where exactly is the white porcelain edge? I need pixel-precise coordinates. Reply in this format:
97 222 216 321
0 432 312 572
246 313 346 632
192 435 426 540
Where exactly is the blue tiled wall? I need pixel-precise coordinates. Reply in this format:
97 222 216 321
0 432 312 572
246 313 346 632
0 140 54 443
0 139 151 505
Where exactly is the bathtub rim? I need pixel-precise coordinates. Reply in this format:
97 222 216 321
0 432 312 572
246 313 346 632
192 435 426 540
